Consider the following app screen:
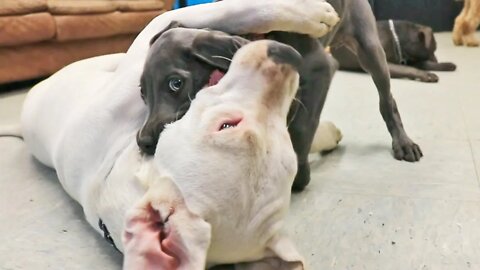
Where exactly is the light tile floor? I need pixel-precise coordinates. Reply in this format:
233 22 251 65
0 33 479 269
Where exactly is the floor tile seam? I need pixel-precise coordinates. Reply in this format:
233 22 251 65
457 95 480 187
307 189 480 203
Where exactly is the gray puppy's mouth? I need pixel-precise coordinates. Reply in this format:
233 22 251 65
207 69 225 87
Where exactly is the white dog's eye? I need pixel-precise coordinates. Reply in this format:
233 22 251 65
218 118 242 131
168 77 184 92
220 123 235 130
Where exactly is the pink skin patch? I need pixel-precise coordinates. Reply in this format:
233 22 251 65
123 204 182 270
207 70 225 87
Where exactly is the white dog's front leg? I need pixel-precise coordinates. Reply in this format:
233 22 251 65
143 0 338 38
116 0 339 98
125 0 339 64
165 0 340 37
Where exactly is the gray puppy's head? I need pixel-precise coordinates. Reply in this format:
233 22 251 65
137 22 249 154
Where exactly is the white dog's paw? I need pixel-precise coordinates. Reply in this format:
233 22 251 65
310 121 342 153
260 0 340 38
292 0 340 38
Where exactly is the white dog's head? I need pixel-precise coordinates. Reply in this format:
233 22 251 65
123 40 302 269
157 38 301 175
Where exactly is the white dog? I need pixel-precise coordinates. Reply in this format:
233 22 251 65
23 38 302 269
21 1 340 269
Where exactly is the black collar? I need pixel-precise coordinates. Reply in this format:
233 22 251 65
388 20 407 65
98 219 120 251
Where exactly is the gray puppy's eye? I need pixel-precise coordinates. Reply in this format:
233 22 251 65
168 77 184 92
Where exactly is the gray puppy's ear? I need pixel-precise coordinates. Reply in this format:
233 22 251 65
149 20 184 46
191 32 250 70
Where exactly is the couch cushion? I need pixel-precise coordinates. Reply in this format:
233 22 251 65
0 0 48 16
0 35 135 84
48 0 117 15
54 10 162 41
116 1 165 12
47 0 165 15
0 12 55 46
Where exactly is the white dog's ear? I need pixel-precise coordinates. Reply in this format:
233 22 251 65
191 31 250 70
231 234 305 270
123 173 212 270
149 20 184 46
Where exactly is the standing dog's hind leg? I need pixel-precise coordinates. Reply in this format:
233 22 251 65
356 41 422 161
351 3 422 161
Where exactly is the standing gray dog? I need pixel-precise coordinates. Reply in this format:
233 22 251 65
287 0 423 188
320 0 423 159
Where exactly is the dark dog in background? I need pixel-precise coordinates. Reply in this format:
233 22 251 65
138 0 424 191
332 20 457 83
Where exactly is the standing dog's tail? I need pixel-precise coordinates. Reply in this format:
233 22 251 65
0 124 23 139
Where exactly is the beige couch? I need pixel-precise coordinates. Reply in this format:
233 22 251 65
0 0 173 84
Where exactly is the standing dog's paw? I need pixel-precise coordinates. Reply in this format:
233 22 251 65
292 163 310 192
452 32 463 46
465 37 480 47
453 35 463 46
392 137 423 162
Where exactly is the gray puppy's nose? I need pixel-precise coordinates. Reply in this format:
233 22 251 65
137 131 158 155
267 42 302 70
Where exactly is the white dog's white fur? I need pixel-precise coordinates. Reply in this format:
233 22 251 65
21 1 341 269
